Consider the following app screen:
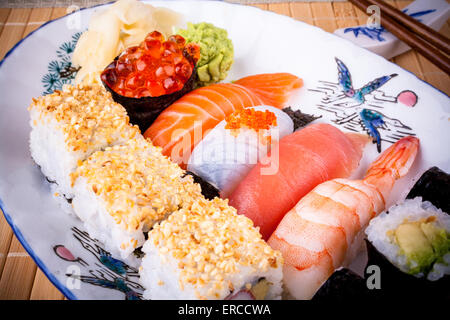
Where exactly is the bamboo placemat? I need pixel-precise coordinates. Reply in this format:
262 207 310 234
0 1 448 300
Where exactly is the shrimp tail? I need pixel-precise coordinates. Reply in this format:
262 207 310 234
363 136 419 198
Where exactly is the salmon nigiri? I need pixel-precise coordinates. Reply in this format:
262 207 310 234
229 123 369 240
268 136 420 300
233 73 303 108
143 73 302 167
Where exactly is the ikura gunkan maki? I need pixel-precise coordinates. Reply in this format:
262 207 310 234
101 31 200 131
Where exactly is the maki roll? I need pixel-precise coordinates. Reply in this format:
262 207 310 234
365 197 450 298
101 31 200 131
70 138 202 260
407 166 450 213
28 84 140 198
139 197 283 300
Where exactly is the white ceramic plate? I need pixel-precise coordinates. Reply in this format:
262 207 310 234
0 0 449 300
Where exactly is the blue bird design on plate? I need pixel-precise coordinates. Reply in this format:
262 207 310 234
71 274 141 300
98 247 128 275
308 57 416 153
360 109 385 152
336 57 397 104
71 227 139 277
55 227 144 299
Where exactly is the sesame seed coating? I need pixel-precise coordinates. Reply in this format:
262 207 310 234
149 197 283 295
28 84 140 153
72 138 202 232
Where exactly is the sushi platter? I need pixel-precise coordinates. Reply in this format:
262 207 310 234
0 0 449 300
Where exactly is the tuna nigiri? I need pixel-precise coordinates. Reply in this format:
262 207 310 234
143 73 302 167
187 105 294 198
229 123 369 240
268 136 420 300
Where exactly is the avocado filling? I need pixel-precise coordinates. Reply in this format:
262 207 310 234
390 217 450 275
225 278 271 300
177 22 234 87
249 279 270 300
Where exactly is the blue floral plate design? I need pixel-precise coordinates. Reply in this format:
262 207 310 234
0 1 449 300
41 32 82 95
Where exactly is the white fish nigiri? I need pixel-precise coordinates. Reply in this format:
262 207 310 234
187 105 294 198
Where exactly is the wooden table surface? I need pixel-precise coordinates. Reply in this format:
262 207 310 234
0 1 448 300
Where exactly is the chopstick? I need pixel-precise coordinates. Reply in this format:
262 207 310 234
349 0 450 74
365 0 450 54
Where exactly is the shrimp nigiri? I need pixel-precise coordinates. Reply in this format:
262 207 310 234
268 136 420 300
229 123 369 240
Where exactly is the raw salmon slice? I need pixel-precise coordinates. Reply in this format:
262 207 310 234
143 73 302 167
233 73 303 108
228 123 368 240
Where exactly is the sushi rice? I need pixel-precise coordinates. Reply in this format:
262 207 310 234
139 197 284 300
71 138 202 260
29 83 203 261
28 83 287 299
29 84 141 198
366 197 450 281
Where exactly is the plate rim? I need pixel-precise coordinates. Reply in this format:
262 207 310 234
0 0 448 300
0 198 78 300
0 2 113 300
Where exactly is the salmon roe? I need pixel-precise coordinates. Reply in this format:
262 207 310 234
225 108 277 131
101 31 200 98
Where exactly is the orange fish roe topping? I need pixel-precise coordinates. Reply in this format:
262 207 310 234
225 108 277 132
101 31 200 98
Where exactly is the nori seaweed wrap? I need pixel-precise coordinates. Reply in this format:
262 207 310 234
185 171 220 200
365 240 449 300
407 166 450 213
313 268 372 301
282 107 321 131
